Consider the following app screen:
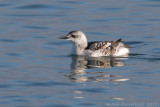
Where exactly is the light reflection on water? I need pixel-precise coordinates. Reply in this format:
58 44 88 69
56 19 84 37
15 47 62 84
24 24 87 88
66 55 129 83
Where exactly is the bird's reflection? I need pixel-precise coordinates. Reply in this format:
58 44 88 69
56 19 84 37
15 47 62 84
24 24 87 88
65 55 129 82
71 55 126 69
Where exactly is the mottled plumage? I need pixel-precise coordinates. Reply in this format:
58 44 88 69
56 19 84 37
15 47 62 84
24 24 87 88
60 31 131 57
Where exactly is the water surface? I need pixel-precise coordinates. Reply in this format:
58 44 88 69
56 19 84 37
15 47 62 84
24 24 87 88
0 0 160 107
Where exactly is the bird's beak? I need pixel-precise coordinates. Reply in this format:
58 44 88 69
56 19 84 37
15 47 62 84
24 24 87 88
59 35 69 39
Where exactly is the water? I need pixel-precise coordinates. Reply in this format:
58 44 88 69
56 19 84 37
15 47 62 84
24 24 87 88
0 0 160 107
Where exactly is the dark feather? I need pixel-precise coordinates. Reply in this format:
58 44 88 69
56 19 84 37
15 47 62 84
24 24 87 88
86 41 110 51
114 38 122 43
86 41 98 50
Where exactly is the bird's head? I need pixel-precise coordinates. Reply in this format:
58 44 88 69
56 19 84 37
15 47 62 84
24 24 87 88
59 31 87 44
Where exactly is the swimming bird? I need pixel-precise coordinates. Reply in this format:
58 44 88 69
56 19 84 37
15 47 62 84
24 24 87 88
59 31 131 57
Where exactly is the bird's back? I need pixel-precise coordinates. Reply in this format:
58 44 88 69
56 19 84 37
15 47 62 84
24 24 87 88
85 39 130 57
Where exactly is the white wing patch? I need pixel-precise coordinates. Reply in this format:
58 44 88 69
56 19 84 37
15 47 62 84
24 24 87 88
113 48 130 56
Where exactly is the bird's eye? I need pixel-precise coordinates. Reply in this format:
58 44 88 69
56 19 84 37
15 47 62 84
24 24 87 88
71 35 76 38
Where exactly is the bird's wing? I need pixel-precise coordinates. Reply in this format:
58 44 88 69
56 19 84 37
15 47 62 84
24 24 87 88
111 39 122 48
112 39 132 49
86 41 112 51
86 39 125 52
86 39 131 56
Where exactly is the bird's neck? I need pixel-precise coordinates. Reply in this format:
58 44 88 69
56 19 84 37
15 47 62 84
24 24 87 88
72 40 88 55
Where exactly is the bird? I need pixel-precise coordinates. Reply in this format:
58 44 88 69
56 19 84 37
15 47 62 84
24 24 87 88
59 31 131 57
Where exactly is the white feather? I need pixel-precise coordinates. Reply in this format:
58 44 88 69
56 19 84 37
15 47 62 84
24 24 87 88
113 48 130 56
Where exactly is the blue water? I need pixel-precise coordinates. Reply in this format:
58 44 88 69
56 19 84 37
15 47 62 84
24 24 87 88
0 0 160 107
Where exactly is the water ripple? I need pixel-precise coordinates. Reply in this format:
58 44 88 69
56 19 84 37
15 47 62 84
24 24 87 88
44 104 70 107
0 39 18 43
130 24 153 26
139 5 160 7
131 83 156 87
15 4 73 10
125 41 144 45
89 18 130 22
78 88 105 93
0 84 11 88
6 14 66 17
6 53 21 57
46 41 71 46
0 65 12 68
15 4 52 9
58 1 84 4
145 19 160 21
21 81 74 87
92 7 125 12
150 0 160 1
0 4 10 7
23 25 50 30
